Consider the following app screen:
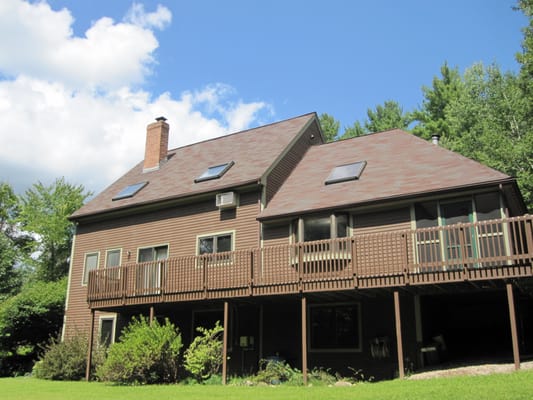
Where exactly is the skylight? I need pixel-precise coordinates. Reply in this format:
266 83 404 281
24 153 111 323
112 181 148 201
325 161 367 185
194 161 234 183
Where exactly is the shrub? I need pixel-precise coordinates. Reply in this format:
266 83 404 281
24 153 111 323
183 321 223 382
253 358 302 385
96 316 182 384
33 333 105 380
0 278 67 376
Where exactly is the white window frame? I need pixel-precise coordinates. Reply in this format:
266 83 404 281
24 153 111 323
98 314 117 346
196 230 235 266
105 248 122 268
82 251 100 286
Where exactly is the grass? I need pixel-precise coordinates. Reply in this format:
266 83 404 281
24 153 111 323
2 370 533 400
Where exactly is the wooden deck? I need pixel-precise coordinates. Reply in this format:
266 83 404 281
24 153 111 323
87 215 533 309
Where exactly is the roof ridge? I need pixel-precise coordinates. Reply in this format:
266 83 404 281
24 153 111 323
166 112 317 153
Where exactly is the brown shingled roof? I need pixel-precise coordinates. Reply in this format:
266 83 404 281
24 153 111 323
71 113 318 220
259 129 513 220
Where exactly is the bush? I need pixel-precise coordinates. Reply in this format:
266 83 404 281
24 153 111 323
183 321 223 382
33 333 105 380
0 278 67 376
253 359 302 385
96 316 182 384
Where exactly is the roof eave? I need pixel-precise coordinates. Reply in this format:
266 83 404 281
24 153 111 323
70 179 262 223
257 177 520 222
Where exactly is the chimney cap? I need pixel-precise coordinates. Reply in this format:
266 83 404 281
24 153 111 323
155 116 167 122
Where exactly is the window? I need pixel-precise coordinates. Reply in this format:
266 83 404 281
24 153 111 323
299 214 348 242
325 161 366 185
106 249 121 268
138 245 168 262
112 181 148 201
309 303 361 351
82 252 99 285
198 233 233 254
198 232 234 264
136 245 168 294
195 161 234 183
99 316 116 346
414 193 504 268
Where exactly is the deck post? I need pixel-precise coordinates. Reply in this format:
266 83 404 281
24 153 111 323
149 306 155 325
85 309 95 381
222 301 229 385
301 295 308 385
394 291 405 379
506 283 521 370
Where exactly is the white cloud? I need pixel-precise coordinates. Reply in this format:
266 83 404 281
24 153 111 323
124 3 172 30
0 1 271 194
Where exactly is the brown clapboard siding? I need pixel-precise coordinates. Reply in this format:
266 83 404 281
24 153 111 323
64 190 261 338
262 223 292 247
265 119 321 205
353 207 411 234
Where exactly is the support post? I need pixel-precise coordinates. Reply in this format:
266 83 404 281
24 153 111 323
259 304 264 361
149 306 155 325
394 291 405 379
85 309 95 381
222 301 229 385
301 295 308 385
414 295 423 367
506 283 521 370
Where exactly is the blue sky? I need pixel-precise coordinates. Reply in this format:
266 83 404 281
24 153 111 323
0 0 527 194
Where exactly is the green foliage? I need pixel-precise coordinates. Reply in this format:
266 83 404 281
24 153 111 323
340 100 412 140
318 113 340 142
17 178 91 282
412 62 463 140
252 359 302 385
0 233 22 301
183 321 223 382
96 316 182 384
33 333 104 381
0 279 67 376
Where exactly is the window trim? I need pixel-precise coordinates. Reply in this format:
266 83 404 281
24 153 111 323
98 314 117 346
308 302 362 353
136 244 170 263
297 213 349 243
82 251 100 286
196 230 236 256
105 248 122 268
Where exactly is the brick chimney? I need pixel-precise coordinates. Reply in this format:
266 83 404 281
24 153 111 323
143 116 169 172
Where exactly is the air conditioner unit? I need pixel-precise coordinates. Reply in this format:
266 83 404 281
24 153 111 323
216 191 238 208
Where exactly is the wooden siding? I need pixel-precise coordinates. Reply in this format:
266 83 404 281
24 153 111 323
64 191 261 337
354 207 411 234
262 223 291 247
265 120 321 205
87 215 533 309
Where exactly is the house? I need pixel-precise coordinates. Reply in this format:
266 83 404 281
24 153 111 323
63 112 533 382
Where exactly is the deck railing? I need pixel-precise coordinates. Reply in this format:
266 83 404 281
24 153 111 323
87 215 533 307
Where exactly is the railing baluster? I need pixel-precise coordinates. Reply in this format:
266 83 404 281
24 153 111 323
87 216 533 306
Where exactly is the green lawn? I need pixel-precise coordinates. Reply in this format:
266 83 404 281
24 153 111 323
2 370 533 400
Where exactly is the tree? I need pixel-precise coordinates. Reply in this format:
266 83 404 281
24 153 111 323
17 178 91 282
0 183 23 299
341 100 412 139
318 113 340 142
0 278 67 376
411 62 463 140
